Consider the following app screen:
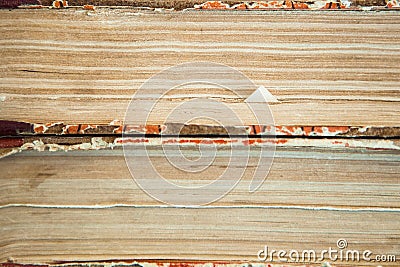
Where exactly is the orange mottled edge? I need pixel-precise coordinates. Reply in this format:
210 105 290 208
29 123 400 137
194 0 399 10
1 120 399 138
2 0 399 9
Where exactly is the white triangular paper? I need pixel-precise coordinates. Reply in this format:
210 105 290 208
245 86 278 103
